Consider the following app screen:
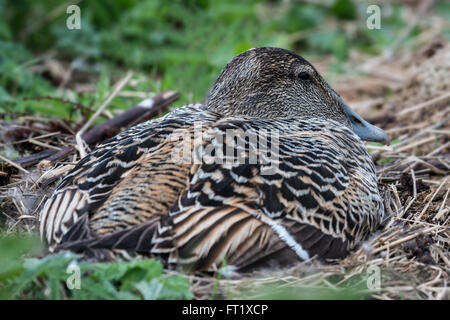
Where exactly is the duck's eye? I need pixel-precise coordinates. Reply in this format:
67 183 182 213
297 72 311 80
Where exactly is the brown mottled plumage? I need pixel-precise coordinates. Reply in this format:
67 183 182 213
40 47 389 272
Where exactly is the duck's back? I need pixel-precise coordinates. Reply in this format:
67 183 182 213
40 105 384 271
41 104 216 247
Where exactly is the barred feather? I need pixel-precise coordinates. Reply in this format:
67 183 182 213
39 47 386 272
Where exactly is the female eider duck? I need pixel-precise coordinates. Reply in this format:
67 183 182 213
40 47 389 272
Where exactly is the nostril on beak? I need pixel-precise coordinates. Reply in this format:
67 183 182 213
342 103 390 145
351 116 363 126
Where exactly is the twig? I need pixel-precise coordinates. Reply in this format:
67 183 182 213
398 92 450 116
372 225 443 254
394 116 450 148
411 169 417 199
28 138 62 151
9 132 61 145
0 154 30 174
395 136 437 153
433 189 449 221
427 141 450 157
75 70 134 158
415 177 448 221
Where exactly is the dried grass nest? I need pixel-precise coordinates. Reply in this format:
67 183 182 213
0 40 449 300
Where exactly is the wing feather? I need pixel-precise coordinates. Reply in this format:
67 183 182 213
39 104 211 249
41 111 383 272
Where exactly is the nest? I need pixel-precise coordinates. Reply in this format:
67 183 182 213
1 39 449 300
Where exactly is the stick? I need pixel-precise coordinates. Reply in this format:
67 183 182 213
398 92 450 116
13 91 179 167
0 154 30 174
75 70 134 158
371 225 443 254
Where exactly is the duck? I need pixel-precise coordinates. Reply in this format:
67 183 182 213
40 47 389 272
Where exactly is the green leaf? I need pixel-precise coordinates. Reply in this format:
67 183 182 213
331 0 357 20
11 252 78 298
135 275 192 300
378 157 394 165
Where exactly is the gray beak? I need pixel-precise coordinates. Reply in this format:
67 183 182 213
342 103 390 145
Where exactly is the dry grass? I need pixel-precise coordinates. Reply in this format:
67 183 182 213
0 38 449 300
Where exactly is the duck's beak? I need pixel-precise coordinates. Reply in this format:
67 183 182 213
342 103 390 145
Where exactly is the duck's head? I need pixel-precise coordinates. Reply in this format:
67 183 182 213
205 47 389 144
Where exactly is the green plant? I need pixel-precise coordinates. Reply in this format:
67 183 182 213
0 234 192 300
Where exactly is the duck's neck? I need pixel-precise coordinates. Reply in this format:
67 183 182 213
205 96 296 119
